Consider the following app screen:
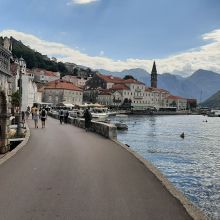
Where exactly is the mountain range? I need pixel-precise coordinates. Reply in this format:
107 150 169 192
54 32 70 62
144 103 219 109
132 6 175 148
99 68 220 102
3 36 219 103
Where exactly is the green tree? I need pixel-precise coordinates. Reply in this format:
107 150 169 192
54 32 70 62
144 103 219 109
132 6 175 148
170 101 177 107
11 91 20 107
123 75 135 80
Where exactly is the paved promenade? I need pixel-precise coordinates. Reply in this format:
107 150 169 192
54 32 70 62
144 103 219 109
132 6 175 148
0 117 192 220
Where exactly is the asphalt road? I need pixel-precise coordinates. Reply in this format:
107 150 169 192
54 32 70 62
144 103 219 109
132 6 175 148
0 117 192 220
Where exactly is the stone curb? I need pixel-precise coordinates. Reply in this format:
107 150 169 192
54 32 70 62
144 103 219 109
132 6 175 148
0 123 30 166
112 139 207 220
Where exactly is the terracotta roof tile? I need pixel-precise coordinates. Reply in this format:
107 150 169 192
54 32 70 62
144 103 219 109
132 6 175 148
111 84 130 90
44 80 82 91
167 95 186 100
123 79 145 85
97 73 145 85
33 68 59 77
97 73 124 83
45 70 57 77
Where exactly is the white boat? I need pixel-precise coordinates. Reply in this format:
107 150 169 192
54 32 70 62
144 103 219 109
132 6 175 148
107 111 117 116
91 108 108 121
115 114 128 117
208 110 220 117
69 109 84 118
91 112 108 121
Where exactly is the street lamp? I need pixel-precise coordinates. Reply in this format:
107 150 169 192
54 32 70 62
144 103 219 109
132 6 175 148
17 57 24 137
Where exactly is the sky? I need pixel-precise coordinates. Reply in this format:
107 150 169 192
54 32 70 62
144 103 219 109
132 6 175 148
1 0 220 76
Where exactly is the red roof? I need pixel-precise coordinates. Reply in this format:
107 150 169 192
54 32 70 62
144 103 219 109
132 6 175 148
167 95 186 100
45 70 57 77
97 73 124 83
123 79 145 85
33 68 59 77
111 84 130 91
44 80 82 91
97 73 145 85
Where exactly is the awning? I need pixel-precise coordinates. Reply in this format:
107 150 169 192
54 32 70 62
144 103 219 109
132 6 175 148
64 103 74 108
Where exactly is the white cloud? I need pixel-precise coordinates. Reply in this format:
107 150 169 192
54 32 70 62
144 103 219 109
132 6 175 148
67 0 99 5
1 29 220 76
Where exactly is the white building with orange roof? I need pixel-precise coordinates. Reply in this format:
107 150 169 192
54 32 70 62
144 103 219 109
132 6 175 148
97 84 130 106
33 68 60 83
62 75 90 88
86 63 188 110
42 80 83 106
166 95 187 110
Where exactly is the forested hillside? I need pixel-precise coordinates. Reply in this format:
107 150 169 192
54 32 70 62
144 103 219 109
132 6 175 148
201 91 220 108
10 37 68 75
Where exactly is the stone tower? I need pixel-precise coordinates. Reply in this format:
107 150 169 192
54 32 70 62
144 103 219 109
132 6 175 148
151 61 157 88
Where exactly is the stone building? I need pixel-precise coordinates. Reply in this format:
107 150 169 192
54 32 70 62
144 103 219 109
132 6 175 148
84 73 125 103
42 80 83 106
33 68 60 83
11 61 38 111
62 75 91 88
0 37 12 153
166 95 187 110
97 79 172 110
89 62 188 110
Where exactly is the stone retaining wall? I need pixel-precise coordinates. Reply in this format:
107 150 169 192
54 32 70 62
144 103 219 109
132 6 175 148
48 112 117 140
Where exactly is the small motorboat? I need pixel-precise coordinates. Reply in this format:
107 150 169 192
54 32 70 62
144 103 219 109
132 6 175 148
115 122 128 130
115 114 128 117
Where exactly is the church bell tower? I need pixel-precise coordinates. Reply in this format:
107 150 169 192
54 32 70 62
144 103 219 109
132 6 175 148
151 61 157 88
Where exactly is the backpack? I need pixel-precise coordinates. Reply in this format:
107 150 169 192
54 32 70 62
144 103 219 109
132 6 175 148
41 109 46 117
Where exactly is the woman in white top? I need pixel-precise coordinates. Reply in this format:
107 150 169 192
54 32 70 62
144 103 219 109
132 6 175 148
33 108 39 128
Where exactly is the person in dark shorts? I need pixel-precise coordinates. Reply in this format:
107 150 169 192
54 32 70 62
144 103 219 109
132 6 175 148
83 108 92 132
63 110 69 124
59 109 64 124
40 108 47 128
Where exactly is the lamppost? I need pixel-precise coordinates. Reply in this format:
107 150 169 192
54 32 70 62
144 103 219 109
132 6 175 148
17 57 24 137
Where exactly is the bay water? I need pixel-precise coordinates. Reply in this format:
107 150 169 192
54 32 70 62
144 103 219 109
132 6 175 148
111 115 220 219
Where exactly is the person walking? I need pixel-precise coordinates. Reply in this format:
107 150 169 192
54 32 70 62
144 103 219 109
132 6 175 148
64 110 69 124
40 108 47 128
33 107 39 128
84 108 92 132
59 109 64 124
25 106 30 120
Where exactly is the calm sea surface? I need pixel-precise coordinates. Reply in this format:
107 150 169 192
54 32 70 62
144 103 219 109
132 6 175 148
111 115 220 220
